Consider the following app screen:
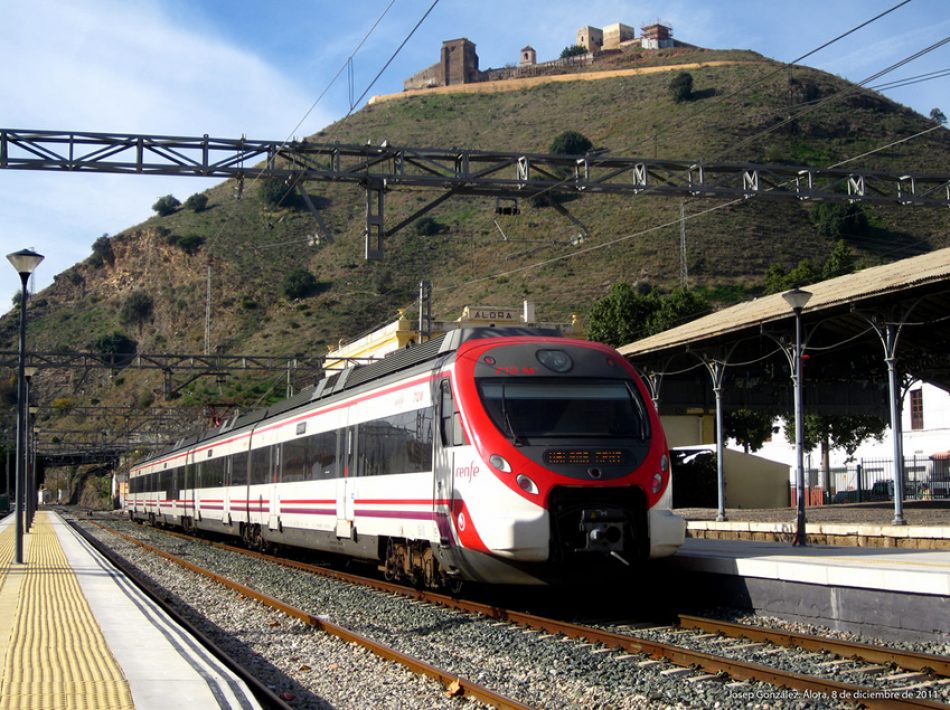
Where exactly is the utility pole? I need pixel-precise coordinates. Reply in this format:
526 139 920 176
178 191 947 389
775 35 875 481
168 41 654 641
204 258 212 356
679 201 688 288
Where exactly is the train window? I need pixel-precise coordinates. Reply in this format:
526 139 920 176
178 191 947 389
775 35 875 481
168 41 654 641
476 378 650 440
439 380 465 447
231 450 248 486
283 430 339 482
282 438 309 483
200 457 226 487
357 407 434 477
250 445 277 485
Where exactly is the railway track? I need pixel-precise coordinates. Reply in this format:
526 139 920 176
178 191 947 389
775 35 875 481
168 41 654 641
85 516 950 708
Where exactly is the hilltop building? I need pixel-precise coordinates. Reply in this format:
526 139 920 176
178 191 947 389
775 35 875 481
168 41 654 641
324 302 576 369
403 20 692 91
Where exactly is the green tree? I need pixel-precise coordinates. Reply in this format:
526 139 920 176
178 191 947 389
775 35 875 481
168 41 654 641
120 291 154 334
282 269 319 299
724 408 777 453
822 240 855 279
152 194 181 216
89 234 114 267
92 331 138 368
930 107 947 124
549 130 593 156
184 193 209 212
668 72 694 102
176 234 204 255
646 286 710 333
560 44 587 59
259 177 300 208
812 202 868 239
587 282 659 347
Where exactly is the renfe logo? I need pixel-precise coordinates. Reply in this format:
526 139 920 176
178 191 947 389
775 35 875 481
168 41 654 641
455 462 480 482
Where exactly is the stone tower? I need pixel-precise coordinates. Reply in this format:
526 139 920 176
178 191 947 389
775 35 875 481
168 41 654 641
520 46 537 66
440 38 479 85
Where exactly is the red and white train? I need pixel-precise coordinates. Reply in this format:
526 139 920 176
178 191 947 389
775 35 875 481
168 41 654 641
127 328 685 587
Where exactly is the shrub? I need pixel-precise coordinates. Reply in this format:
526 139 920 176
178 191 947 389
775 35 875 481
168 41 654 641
549 130 593 156
92 331 137 368
90 234 114 267
120 291 153 331
668 72 694 102
414 217 442 236
259 177 299 208
184 193 209 212
282 269 319 299
176 234 204 255
152 194 181 216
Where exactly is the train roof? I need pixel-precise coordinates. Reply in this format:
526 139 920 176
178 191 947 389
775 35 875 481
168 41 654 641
134 326 566 468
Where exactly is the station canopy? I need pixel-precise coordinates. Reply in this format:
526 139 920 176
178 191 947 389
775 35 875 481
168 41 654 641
618 247 950 414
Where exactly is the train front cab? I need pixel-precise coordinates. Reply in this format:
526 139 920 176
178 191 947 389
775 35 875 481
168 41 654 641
438 334 685 584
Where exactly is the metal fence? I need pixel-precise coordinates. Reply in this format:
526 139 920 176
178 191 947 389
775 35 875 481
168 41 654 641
817 456 949 503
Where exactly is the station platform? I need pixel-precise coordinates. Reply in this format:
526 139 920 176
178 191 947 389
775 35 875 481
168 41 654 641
0 510 261 709
659 536 950 643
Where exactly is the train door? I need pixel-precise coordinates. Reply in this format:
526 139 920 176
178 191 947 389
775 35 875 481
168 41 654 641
335 427 355 538
268 444 282 532
433 379 460 546
185 452 197 527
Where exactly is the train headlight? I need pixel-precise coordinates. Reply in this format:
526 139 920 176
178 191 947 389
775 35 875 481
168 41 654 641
536 349 573 373
489 454 511 473
651 473 664 494
516 474 539 495
660 453 670 473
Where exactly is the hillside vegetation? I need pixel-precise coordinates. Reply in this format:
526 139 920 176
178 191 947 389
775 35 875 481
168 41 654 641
3 46 950 417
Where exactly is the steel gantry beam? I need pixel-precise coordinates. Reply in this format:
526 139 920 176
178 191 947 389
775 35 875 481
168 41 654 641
3 128 950 259
0 349 346 400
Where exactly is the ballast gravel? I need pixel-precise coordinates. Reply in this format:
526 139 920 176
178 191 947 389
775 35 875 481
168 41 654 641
78 516 934 709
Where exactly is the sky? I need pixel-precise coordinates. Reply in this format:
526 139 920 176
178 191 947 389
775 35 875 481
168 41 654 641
2 0 948 294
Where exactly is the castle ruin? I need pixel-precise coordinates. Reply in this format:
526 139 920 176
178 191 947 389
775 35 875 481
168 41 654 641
403 20 686 92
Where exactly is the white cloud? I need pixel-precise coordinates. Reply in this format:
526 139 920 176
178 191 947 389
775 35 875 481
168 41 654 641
0 0 334 290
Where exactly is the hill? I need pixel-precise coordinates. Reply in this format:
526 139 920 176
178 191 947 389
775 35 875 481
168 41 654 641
3 45 950 422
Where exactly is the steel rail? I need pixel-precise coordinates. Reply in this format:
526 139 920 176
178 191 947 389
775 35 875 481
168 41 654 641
92 521 533 710
679 614 950 677
100 520 946 709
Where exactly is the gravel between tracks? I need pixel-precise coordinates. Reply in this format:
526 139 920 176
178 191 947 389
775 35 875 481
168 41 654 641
69 515 913 709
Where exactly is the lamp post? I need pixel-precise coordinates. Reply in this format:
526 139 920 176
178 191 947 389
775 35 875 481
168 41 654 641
7 248 43 564
782 287 812 546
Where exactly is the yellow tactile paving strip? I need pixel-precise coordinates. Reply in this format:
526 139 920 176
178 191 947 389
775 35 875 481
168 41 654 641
0 512 135 709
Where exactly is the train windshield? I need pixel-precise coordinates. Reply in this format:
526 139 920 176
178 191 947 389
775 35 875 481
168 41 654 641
476 378 649 441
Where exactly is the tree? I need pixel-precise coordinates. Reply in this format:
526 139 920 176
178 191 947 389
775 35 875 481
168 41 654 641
152 194 181 216
822 240 855 279
282 269 319 299
184 193 209 212
645 287 710 333
724 408 777 453
176 234 204 255
259 177 300 208
549 130 593 156
120 291 154 334
92 331 138 368
668 72 694 102
587 282 662 347
89 234 114 267
560 44 587 59
812 202 868 239
930 107 947 124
